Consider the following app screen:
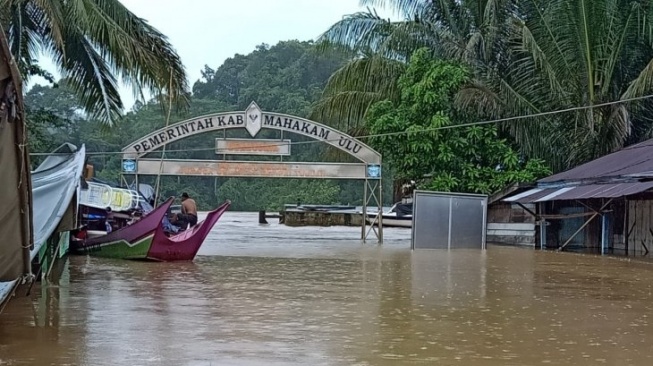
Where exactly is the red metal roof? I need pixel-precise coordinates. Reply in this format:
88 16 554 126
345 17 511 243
540 138 653 183
504 182 653 203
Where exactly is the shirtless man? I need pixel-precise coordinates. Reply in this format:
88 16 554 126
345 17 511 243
180 192 198 228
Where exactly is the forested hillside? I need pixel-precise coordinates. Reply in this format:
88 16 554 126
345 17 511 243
27 40 393 211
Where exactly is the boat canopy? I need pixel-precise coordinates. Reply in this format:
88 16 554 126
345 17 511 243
79 181 141 212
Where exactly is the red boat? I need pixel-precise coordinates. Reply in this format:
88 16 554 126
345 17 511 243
146 200 231 261
70 197 174 259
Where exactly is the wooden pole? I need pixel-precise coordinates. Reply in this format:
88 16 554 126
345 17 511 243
378 177 383 244
362 179 368 242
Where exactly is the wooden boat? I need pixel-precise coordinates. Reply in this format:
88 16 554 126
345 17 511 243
366 212 413 228
147 200 231 261
366 202 413 228
70 197 174 259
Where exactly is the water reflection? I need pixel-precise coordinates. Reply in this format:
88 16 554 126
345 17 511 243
1 212 653 365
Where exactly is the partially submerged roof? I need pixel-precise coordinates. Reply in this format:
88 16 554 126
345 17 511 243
540 138 653 183
505 181 653 203
503 137 653 203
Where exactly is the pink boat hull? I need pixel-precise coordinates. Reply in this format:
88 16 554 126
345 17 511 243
147 200 231 261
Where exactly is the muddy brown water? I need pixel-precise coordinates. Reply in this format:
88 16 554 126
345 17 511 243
1 212 653 365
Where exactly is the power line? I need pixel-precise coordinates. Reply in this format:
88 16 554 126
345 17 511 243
29 93 653 157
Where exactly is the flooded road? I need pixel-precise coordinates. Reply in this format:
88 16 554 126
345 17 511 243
2 212 653 365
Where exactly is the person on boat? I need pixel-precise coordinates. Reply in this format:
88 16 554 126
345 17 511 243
104 207 113 233
180 192 198 228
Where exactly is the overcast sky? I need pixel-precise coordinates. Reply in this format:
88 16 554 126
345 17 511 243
34 0 396 110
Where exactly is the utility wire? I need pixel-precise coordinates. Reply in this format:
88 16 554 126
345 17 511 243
29 93 653 157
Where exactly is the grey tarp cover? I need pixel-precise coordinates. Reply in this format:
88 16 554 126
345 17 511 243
0 24 31 285
30 143 86 260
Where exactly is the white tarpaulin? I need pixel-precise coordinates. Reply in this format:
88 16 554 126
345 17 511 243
30 143 86 260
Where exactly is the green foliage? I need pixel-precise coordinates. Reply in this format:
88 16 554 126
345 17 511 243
25 108 72 164
366 49 550 195
193 41 350 116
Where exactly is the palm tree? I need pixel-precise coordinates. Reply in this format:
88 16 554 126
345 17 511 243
316 0 653 171
457 0 653 170
311 0 512 134
0 0 189 125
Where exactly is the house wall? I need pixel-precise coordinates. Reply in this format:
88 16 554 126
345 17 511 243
488 196 649 253
487 203 536 246
625 199 653 255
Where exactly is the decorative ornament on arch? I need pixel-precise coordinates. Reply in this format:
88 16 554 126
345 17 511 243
245 101 262 137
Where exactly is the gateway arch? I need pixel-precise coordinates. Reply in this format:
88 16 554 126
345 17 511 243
121 102 384 242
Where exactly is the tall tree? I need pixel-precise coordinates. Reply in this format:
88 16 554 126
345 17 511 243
1 0 189 125
193 40 350 116
367 48 549 194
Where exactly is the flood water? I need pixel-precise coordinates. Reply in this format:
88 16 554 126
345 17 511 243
2 212 653 365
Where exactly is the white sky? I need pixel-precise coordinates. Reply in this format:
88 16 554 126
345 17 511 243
33 0 397 110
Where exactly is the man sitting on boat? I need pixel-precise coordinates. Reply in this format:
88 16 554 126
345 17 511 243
104 207 113 233
179 192 198 228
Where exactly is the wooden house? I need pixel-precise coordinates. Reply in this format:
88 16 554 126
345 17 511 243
503 139 653 255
